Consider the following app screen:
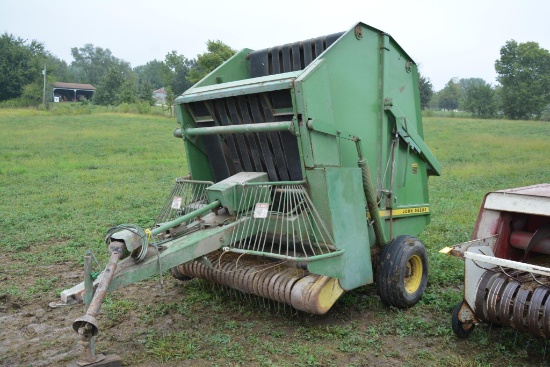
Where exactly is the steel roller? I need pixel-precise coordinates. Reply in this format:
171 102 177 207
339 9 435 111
473 269 550 338
172 251 343 314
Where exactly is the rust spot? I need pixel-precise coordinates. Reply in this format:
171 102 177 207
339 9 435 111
399 85 405 93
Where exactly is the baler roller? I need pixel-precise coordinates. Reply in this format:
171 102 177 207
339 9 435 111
473 268 550 339
172 251 343 314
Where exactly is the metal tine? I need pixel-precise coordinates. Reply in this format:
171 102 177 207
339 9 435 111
280 185 289 256
255 185 272 252
271 184 285 255
267 185 280 254
288 185 298 257
238 185 251 249
300 187 323 255
296 186 309 256
229 183 248 248
303 188 334 251
300 185 324 255
250 185 264 250
294 185 309 257
278 184 286 256
241 185 255 249
241 184 257 249
251 185 267 251
282 183 290 257
300 187 323 256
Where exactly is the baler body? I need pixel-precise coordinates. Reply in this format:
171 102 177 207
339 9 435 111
63 24 440 351
175 22 439 292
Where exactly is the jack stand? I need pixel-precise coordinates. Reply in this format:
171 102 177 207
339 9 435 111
68 252 122 367
77 325 105 366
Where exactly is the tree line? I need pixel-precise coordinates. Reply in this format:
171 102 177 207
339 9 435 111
0 33 235 107
1 32 549 120
419 40 550 120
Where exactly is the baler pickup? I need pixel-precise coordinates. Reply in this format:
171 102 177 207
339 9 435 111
442 184 550 339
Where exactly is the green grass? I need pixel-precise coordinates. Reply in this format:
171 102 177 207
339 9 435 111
1 109 550 366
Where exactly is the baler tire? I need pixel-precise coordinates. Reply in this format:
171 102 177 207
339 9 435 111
452 302 475 338
376 235 428 308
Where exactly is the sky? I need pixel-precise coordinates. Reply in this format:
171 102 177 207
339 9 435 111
1 0 549 91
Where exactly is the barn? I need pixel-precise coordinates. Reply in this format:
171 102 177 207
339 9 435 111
52 82 96 102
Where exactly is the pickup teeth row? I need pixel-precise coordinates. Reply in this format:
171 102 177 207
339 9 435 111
475 270 550 339
173 252 307 305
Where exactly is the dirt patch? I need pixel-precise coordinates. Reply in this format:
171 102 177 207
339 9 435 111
1 252 548 367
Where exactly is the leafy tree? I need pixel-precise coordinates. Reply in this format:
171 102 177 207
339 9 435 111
495 40 550 120
459 78 496 118
93 65 136 105
70 44 131 86
161 51 195 96
0 33 47 101
137 80 156 106
438 78 461 111
418 73 433 110
187 40 236 84
134 60 165 90
164 86 175 117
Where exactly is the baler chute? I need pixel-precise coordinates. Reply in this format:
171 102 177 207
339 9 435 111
62 22 440 365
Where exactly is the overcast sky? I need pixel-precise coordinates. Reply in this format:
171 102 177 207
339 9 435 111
1 0 549 90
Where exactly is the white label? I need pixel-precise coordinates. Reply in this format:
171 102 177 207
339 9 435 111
171 196 183 209
253 203 269 218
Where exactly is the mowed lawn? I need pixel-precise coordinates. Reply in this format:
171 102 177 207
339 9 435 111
1 108 550 366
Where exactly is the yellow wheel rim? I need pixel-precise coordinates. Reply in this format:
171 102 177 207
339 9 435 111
404 254 423 294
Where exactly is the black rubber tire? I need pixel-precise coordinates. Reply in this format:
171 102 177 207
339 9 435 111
452 302 475 338
376 235 428 308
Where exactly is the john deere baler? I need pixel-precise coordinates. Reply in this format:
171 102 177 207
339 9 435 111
62 22 440 365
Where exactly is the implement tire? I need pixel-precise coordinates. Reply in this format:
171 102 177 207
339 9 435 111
376 235 428 308
452 302 475 338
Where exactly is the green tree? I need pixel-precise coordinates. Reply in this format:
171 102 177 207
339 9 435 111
134 59 165 90
187 40 236 84
138 80 156 106
0 33 46 101
164 86 175 117
93 65 136 105
459 78 496 118
495 40 550 120
161 51 195 96
438 78 461 111
70 44 131 86
418 73 433 110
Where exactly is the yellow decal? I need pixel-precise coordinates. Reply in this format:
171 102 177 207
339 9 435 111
367 206 430 219
392 206 429 215
412 163 418 174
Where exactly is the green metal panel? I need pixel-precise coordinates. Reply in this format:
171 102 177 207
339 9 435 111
191 49 253 89
206 172 268 213
173 21 440 284
177 72 300 104
306 167 373 290
294 60 339 167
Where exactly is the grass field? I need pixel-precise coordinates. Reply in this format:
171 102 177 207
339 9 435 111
1 109 550 366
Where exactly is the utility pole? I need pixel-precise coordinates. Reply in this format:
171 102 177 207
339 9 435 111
42 62 46 105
